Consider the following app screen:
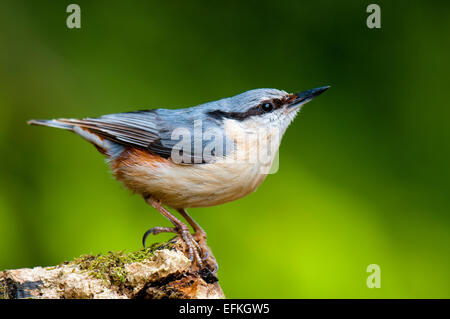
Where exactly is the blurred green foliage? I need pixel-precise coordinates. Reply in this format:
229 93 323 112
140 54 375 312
0 0 449 298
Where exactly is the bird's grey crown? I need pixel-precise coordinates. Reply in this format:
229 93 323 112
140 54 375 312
195 88 288 113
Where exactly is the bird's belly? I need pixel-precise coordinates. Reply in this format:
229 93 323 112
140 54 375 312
110 148 269 208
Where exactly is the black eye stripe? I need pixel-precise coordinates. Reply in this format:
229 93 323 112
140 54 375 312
272 98 283 108
207 98 285 121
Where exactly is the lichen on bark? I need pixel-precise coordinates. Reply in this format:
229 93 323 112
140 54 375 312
0 237 224 299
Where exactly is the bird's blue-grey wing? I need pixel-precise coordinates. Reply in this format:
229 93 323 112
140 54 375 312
54 110 158 145
54 109 229 163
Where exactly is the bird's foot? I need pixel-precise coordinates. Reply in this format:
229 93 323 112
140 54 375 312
175 208 218 273
191 231 218 273
142 226 215 272
177 224 205 270
142 198 218 274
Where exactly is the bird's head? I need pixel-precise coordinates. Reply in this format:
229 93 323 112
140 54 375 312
198 86 329 170
206 86 329 136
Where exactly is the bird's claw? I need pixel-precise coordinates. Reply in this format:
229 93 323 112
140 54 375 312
142 226 177 248
178 226 204 269
141 226 216 272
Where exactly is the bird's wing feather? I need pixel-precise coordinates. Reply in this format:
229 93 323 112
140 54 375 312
56 110 174 155
57 110 214 162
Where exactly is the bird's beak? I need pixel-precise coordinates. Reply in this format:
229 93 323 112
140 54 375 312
289 86 330 108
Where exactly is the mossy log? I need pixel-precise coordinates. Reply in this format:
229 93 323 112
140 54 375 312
0 238 224 299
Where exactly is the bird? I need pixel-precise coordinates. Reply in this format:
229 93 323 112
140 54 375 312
28 86 329 272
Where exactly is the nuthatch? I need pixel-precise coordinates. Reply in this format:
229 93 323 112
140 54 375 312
28 86 329 271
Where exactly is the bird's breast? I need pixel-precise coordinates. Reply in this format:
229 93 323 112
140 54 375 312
109 121 279 208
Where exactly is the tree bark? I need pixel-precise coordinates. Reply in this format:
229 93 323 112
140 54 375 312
0 238 224 299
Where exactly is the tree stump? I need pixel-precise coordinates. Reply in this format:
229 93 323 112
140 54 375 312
0 238 224 299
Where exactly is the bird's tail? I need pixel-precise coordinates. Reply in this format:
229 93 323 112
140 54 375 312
27 119 75 131
28 118 124 158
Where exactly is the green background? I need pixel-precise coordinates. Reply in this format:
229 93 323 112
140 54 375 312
0 0 449 298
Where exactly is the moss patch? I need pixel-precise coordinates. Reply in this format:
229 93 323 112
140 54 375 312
69 241 176 287
0 279 7 299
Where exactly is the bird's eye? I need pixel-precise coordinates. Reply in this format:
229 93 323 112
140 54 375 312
261 102 274 112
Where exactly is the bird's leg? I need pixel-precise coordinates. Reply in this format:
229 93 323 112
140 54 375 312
176 208 207 242
143 197 203 269
177 208 218 273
